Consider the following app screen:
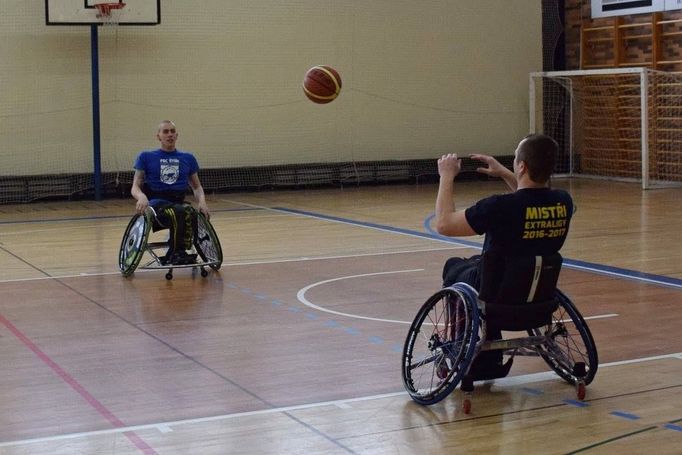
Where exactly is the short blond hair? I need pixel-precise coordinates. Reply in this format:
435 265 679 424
157 120 176 132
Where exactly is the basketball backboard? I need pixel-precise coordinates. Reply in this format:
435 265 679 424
45 0 160 26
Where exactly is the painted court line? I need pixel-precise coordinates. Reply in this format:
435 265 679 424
3 200 682 292
0 313 158 455
0 353 679 449
297 269 425 324
496 353 682 388
297 270 619 325
610 411 641 420
251 203 682 291
0 246 463 284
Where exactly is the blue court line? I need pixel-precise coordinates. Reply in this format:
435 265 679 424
274 207 682 290
663 423 682 432
0 207 259 225
564 399 590 408
610 411 641 420
521 387 544 396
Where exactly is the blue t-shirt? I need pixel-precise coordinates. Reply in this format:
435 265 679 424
134 149 199 203
465 188 573 256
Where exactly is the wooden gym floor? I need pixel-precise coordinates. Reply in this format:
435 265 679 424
0 178 680 454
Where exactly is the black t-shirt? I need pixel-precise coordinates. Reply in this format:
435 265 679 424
465 188 573 256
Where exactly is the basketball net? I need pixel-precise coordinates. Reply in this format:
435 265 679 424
94 3 126 26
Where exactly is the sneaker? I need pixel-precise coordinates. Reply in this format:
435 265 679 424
172 251 198 265
161 251 197 265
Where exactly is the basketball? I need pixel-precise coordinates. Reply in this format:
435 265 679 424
302 65 342 104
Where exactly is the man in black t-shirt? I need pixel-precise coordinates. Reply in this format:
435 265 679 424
436 133 572 288
435 134 573 376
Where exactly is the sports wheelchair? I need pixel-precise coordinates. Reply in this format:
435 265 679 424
118 206 222 280
401 252 598 412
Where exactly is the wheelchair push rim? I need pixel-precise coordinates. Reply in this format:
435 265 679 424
402 284 480 405
194 213 223 270
529 289 598 386
118 213 151 277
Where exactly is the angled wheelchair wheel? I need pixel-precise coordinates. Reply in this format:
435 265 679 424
529 290 598 386
194 213 223 270
402 284 480 405
118 213 151 277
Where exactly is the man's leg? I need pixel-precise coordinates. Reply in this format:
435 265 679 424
165 204 198 264
180 204 198 252
442 255 503 379
150 203 191 264
442 255 481 288
147 202 175 262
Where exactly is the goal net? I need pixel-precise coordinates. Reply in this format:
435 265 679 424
530 68 682 189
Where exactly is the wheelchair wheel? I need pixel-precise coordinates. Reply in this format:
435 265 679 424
402 284 480 405
194 213 223 270
118 213 151 277
529 290 598 386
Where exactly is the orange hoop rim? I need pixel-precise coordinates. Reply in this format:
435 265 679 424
94 2 126 18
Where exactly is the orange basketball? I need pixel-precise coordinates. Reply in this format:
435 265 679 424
303 65 342 104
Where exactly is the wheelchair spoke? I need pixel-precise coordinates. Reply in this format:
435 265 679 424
194 214 223 270
402 287 479 405
119 214 150 276
532 292 598 386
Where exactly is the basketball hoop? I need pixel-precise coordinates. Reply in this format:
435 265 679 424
94 2 126 25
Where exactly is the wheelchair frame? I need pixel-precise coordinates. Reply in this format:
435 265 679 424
401 282 598 411
118 209 223 280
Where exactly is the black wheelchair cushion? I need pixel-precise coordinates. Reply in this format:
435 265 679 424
485 299 559 331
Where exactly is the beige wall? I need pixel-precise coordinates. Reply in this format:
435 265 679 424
1 1 542 175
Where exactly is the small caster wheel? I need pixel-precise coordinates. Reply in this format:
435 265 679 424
165 272 173 280
576 381 586 400
462 397 472 414
460 374 474 414
573 362 587 400
201 268 208 277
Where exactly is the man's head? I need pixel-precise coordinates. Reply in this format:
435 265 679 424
513 134 558 185
157 120 178 152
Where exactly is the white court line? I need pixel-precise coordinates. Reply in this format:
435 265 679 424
0 352 679 449
230 245 465 267
297 269 426 324
297 270 619 325
0 221 124 236
223 198 682 291
577 313 619 321
221 198 460 244
0 246 463 284
498 352 682 387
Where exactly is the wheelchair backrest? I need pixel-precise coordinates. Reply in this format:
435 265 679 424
478 251 563 305
478 251 562 331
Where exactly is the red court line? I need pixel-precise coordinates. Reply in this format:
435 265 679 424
0 312 158 455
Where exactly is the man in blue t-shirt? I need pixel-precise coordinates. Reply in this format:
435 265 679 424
435 133 573 375
131 120 210 264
